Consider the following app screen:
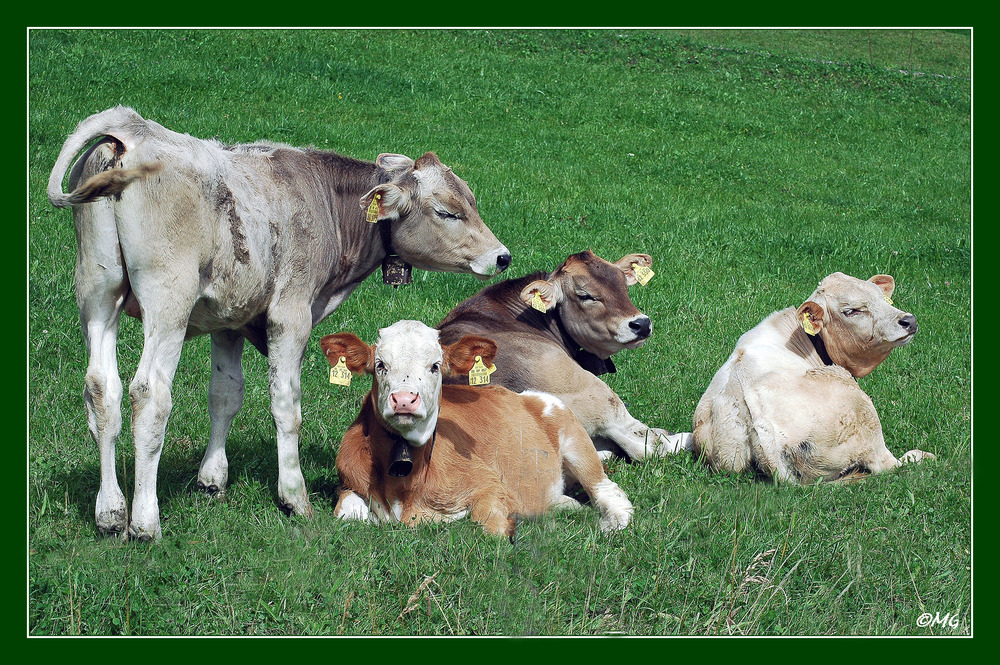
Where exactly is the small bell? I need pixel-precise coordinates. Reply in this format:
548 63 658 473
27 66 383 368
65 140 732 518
388 438 414 477
382 255 412 287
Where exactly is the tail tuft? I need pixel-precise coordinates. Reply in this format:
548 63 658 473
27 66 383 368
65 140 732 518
52 163 162 208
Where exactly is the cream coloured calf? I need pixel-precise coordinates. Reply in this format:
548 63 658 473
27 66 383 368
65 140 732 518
692 272 935 483
321 320 633 537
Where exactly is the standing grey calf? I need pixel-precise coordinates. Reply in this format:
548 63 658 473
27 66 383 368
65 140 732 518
47 106 511 540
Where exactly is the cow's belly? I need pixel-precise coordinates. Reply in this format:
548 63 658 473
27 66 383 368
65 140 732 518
185 281 270 336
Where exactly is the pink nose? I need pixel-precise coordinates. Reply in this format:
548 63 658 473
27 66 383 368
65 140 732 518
389 391 421 414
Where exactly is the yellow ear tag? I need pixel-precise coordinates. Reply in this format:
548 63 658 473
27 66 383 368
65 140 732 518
530 291 547 312
632 263 654 286
468 355 497 386
802 312 817 336
329 356 352 386
884 295 894 305
365 194 381 223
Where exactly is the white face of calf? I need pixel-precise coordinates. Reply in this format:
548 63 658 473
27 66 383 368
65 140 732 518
359 153 511 279
797 272 917 378
519 251 654 359
320 321 499 446
370 321 445 445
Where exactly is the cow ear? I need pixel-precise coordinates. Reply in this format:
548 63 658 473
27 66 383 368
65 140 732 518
519 279 563 312
376 153 415 176
869 274 895 299
796 301 825 336
614 253 652 286
320 333 374 375
360 183 408 222
442 335 499 376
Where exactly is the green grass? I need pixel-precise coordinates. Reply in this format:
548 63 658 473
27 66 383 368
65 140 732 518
27 29 971 636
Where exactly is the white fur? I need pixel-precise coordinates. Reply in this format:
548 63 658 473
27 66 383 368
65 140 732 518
520 390 567 418
337 491 373 522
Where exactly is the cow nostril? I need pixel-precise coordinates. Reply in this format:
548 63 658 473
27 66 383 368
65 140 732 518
629 317 652 337
495 253 511 272
899 315 917 332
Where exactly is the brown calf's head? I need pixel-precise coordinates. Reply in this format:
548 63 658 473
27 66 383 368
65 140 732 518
796 272 917 378
321 321 498 445
359 152 511 279
519 250 653 359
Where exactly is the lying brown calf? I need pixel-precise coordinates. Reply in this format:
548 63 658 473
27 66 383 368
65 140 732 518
692 272 935 483
321 320 634 537
437 250 691 461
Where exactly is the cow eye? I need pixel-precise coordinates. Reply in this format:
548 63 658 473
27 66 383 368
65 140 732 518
843 308 864 317
374 360 387 373
430 362 441 374
577 292 597 302
437 209 461 220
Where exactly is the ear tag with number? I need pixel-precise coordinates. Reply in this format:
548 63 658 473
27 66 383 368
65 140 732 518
884 295 894 305
329 356 352 386
468 355 497 386
801 313 817 336
365 194 381 223
632 263 654 286
530 291 547 312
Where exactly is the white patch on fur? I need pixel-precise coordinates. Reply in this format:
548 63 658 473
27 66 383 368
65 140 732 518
338 492 372 522
593 479 633 532
391 500 404 522
521 390 567 418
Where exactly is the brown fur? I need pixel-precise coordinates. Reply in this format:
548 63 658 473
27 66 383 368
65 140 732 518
323 330 631 536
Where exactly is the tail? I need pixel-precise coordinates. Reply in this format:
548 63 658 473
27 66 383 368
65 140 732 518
47 106 160 208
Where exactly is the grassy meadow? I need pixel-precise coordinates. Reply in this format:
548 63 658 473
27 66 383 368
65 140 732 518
27 29 972 636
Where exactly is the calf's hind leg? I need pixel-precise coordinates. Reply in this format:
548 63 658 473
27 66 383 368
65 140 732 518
558 424 633 532
75 195 129 537
70 139 137 536
127 314 189 541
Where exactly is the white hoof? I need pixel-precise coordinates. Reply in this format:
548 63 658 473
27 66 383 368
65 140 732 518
655 431 694 455
901 449 936 465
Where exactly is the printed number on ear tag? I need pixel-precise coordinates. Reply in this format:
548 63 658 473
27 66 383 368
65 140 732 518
884 295 894 305
632 263 654 286
365 194 381 224
530 291 547 312
329 357 352 386
802 313 817 336
468 355 497 386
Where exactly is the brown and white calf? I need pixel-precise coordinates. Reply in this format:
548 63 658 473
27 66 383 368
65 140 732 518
692 272 935 483
320 320 633 537
437 250 691 461
47 106 510 540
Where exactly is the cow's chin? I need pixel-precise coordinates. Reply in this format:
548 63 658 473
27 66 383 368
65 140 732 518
381 411 437 446
623 338 648 350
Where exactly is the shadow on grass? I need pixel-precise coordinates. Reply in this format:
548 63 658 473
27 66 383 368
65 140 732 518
47 431 345 536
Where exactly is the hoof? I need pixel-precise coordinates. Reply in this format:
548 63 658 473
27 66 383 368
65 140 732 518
197 480 228 501
278 497 314 518
127 524 161 542
96 509 129 538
